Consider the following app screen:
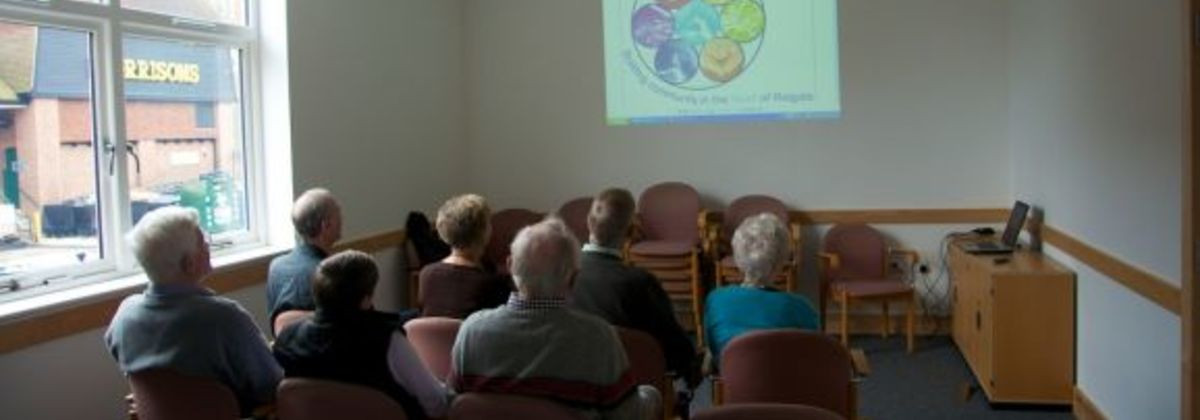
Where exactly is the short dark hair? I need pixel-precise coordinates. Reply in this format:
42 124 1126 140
587 188 635 247
312 250 378 312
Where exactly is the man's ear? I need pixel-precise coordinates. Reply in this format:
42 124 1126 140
180 254 196 276
505 255 514 274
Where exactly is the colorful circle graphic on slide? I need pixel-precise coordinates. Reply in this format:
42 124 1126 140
631 0 765 90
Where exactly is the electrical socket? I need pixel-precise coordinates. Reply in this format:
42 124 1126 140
918 263 930 274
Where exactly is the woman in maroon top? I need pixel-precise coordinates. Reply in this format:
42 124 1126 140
418 194 512 318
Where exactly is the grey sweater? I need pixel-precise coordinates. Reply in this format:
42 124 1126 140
104 282 282 413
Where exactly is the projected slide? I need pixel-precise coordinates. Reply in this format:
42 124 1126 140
604 0 841 125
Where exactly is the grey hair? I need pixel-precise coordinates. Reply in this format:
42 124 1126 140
126 206 201 284
292 188 338 239
732 213 791 286
510 217 580 298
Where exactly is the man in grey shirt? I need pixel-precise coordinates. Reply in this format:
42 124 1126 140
105 207 281 415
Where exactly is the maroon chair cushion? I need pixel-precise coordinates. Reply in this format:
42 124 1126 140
277 378 408 420
637 182 700 244
722 195 789 242
485 209 544 272
128 369 239 420
720 330 852 417
557 197 593 244
448 393 585 419
403 317 463 381
693 403 845 420
616 328 668 391
831 279 912 297
823 224 887 280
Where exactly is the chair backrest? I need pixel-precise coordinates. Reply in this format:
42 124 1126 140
693 403 845 420
449 393 586 420
273 310 311 336
128 369 240 420
822 223 887 280
720 330 853 417
484 208 544 272
403 317 463 381
557 196 593 243
277 378 408 420
616 328 669 405
637 182 700 243
722 195 790 242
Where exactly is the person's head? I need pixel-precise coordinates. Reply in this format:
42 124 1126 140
509 217 580 299
732 213 791 286
586 188 636 249
127 206 211 285
436 194 491 254
292 188 342 250
312 250 379 313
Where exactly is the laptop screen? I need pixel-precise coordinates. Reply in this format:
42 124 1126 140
1000 201 1030 247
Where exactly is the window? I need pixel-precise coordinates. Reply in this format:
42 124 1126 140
0 0 262 302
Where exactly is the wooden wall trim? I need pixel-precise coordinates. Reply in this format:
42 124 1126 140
1040 225 1182 315
0 229 406 355
1073 386 1109 420
791 208 1011 225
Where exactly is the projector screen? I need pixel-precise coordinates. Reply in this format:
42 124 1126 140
603 0 841 125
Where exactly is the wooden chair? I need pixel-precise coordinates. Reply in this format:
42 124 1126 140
627 182 706 346
484 208 544 275
712 330 864 420
616 327 676 420
126 369 239 420
276 378 407 420
819 223 919 353
556 196 593 244
693 403 845 420
705 194 800 291
448 393 585 420
403 316 463 381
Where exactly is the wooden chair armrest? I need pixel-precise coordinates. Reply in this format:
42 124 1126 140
889 248 920 266
850 348 871 378
702 217 723 258
818 252 840 273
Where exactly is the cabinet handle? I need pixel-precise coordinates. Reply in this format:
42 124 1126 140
975 311 981 330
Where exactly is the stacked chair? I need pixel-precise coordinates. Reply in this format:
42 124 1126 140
819 223 919 353
556 196 593 244
706 194 800 291
626 182 707 345
484 208 544 274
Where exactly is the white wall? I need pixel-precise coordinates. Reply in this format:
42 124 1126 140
0 1 466 418
289 0 467 235
463 0 1011 211
1008 0 1184 418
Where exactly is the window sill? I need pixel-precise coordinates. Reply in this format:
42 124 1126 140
0 243 290 325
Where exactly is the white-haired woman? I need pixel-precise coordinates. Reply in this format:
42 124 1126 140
703 213 820 360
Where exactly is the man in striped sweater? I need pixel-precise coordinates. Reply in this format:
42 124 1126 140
449 218 660 419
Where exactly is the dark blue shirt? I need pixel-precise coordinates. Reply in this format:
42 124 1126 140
266 243 327 324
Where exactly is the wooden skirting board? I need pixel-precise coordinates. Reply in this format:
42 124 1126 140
0 229 406 355
1072 386 1109 420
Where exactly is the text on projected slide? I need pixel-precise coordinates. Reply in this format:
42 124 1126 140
604 0 841 125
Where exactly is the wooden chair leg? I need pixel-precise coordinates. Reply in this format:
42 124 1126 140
840 292 850 347
691 252 704 348
881 301 890 338
907 295 916 354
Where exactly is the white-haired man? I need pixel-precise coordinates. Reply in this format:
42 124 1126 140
267 188 342 333
703 213 820 360
450 218 660 419
105 207 281 416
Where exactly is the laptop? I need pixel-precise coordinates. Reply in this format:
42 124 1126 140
960 201 1030 254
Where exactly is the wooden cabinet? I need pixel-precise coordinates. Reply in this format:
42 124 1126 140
949 242 1075 404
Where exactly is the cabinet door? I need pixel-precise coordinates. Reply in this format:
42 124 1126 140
976 277 995 393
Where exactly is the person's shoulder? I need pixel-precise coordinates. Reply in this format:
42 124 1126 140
460 306 506 328
563 307 618 333
196 295 256 322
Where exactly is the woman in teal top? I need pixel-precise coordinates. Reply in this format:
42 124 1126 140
704 213 820 361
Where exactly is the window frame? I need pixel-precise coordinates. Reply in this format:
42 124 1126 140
0 0 268 303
